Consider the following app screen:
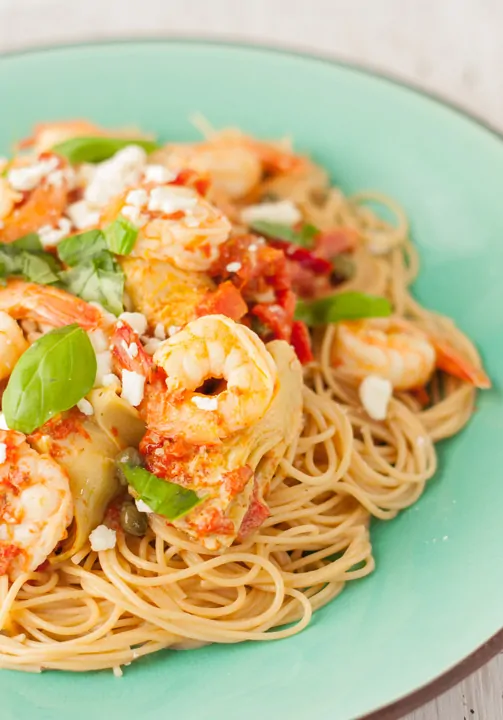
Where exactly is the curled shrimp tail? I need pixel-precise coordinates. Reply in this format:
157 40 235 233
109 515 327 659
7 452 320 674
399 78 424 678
433 338 491 389
0 280 103 331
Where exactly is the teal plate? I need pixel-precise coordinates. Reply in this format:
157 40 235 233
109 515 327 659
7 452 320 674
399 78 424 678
0 40 502 720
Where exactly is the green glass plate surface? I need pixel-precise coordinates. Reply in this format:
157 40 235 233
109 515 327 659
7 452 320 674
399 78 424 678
0 40 502 720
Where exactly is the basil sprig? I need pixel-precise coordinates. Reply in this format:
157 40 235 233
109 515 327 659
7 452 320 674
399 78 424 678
103 215 139 255
3 325 96 434
250 220 319 248
295 291 392 327
57 227 128 315
0 234 61 285
52 136 159 164
120 464 203 521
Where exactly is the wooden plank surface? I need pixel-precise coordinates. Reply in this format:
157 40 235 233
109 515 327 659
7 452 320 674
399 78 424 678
0 1 501 717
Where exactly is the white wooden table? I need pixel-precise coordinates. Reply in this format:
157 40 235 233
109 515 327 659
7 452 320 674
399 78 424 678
0 1 501 717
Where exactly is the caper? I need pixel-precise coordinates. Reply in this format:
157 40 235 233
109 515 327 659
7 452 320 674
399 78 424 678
120 501 148 537
115 447 142 485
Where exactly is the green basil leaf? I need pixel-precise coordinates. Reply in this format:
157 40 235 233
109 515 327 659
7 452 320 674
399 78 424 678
103 215 139 255
3 324 97 434
11 233 43 252
295 291 392 326
20 252 60 284
60 256 124 316
52 136 159 164
120 464 203 521
250 220 319 248
57 229 107 266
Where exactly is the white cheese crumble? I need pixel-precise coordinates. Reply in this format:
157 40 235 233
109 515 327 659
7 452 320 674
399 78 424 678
191 395 218 411
84 145 147 208
167 325 181 337
66 200 100 230
144 164 176 184
125 188 148 207
0 442 7 464
102 373 121 389
7 156 59 191
77 398 94 416
121 204 146 227
225 261 242 273
359 375 393 421
121 370 145 407
135 498 153 514
38 217 72 248
241 200 301 227
154 322 166 340
143 337 162 355
0 413 9 430
94 351 113 388
128 342 139 358
89 525 117 551
118 312 148 335
88 329 109 353
148 186 198 215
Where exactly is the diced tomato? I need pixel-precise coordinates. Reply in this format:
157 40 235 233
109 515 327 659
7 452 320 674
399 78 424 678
315 227 358 259
172 169 211 196
111 322 153 379
196 281 248 321
238 489 270 539
290 321 313 364
223 466 253 498
140 430 197 482
268 239 332 274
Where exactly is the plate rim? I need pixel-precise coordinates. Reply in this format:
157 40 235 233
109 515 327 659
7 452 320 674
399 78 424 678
0 34 501 720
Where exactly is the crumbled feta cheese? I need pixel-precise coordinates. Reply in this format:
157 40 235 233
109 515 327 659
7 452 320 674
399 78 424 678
253 289 276 303
77 398 94 416
241 200 301 226
88 329 109 353
84 145 147 208
102 373 121 389
121 204 146 227
135 498 153 514
225 261 242 273
191 395 218 411
113 666 123 678
248 243 258 251
118 312 148 335
359 375 393 421
66 200 100 230
121 370 145 407
0 442 7 464
168 325 181 337
38 217 72 248
89 525 117 551
128 342 138 358
148 186 198 215
184 216 200 228
0 413 9 430
125 188 148 207
143 337 162 355
144 164 176 184
46 169 65 187
7 156 59 192
94 351 113 387
154 322 166 340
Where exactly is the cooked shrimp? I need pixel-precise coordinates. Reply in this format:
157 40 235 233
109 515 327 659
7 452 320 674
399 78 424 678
102 183 231 272
0 431 73 579
155 129 307 201
151 314 277 443
334 317 490 390
0 311 28 380
120 257 215 329
18 119 107 153
0 154 71 243
0 279 105 332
